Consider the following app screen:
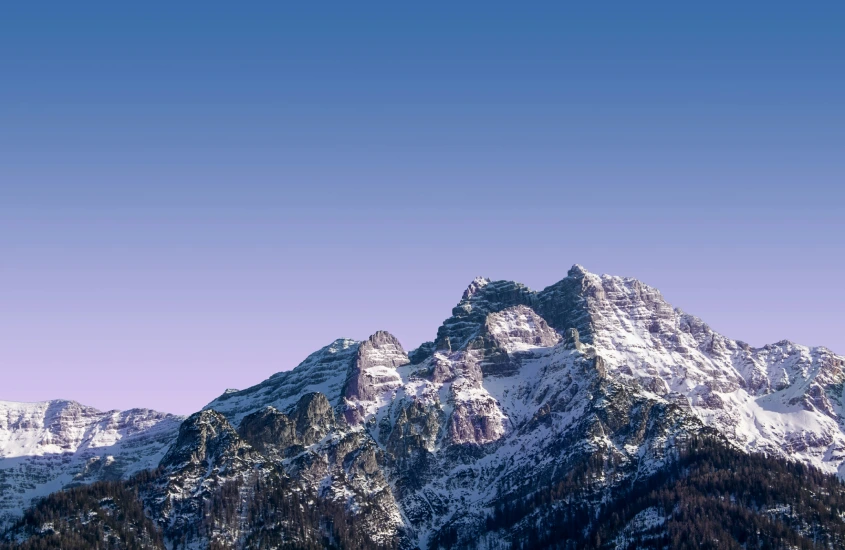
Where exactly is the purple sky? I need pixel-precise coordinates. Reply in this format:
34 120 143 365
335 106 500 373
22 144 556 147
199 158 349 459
1 3 843 414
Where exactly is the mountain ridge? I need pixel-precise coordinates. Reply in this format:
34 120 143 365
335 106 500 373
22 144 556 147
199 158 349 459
3 264 845 548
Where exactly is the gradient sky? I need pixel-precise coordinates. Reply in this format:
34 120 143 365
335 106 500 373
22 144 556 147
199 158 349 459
1 3 843 415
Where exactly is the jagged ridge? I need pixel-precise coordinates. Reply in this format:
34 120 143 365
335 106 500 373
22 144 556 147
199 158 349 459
3 264 845 549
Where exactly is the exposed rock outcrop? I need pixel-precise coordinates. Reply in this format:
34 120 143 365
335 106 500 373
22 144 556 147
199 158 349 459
343 330 408 425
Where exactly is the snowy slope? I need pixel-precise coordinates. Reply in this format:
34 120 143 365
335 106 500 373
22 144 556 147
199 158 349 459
569 266 845 476
205 338 360 425
0 399 181 528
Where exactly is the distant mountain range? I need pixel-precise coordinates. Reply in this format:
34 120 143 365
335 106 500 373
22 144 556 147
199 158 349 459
3 265 845 549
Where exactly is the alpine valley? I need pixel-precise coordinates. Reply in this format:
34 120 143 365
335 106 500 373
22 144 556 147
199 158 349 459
3 266 845 549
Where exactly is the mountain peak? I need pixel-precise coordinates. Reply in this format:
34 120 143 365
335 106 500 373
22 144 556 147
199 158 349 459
462 276 491 300
567 264 590 278
365 330 404 351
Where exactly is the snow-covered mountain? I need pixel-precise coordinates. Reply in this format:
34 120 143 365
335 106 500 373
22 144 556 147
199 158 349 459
3 264 845 548
0 400 182 528
199 265 845 547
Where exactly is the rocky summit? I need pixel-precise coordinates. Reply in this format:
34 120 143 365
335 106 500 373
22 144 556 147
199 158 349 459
3 265 845 549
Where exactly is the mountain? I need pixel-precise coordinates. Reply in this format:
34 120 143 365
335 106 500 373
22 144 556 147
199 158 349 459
3 265 845 549
0 400 182 529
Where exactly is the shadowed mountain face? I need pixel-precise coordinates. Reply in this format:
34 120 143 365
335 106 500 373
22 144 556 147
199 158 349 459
3 265 845 549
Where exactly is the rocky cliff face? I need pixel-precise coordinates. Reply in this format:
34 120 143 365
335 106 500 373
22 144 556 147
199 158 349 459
146 410 259 547
237 392 336 458
344 331 409 425
3 264 845 549
146 397 404 548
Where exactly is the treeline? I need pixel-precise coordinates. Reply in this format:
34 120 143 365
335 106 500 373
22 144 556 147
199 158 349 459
482 435 845 549
591 436 845 550
2 465 395 550
170 469 397 550
0 478 164 550
237 472 396 550
8 436 845 549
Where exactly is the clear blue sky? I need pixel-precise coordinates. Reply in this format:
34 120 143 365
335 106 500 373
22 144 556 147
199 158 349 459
1 2 843 414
